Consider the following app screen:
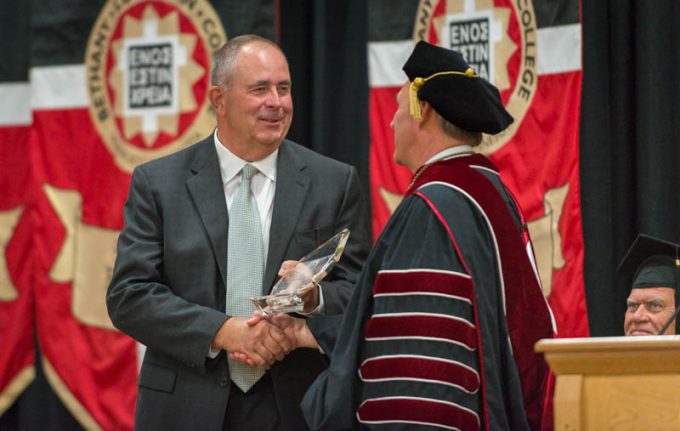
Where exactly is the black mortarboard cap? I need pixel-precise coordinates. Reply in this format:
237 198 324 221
617 234 680 290
402 40 513 134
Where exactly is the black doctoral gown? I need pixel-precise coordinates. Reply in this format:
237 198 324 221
302 154 553 431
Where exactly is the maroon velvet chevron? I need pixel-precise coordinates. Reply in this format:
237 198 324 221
372 268 473 300
359 355 480 393
363 313 477 350
357 396 480 430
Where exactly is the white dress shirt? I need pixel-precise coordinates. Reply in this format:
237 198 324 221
213 131 324 316
214 131 277 267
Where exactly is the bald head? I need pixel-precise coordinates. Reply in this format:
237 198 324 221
211 35 287 89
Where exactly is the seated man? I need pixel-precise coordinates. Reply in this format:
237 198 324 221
618 234 680 336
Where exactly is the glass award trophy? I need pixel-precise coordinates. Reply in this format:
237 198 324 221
251 228 350 314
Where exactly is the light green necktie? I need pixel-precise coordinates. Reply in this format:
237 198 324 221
225 164 265 392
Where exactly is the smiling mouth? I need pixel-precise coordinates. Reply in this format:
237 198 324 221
629 329 655 336
260 117 283 125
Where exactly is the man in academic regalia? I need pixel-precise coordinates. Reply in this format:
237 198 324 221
233 40 555 430
618 234 680 336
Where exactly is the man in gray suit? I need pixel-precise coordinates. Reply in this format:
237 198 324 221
107 34 371 430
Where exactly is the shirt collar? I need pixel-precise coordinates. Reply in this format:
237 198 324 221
213 129 278 183
424 144 474 165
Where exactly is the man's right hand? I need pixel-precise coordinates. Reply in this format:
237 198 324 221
229 312 320 366
211 317 292 368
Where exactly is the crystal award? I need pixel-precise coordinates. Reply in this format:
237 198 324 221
251 228 350 314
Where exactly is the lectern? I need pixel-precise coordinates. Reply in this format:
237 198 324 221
535 336 680 430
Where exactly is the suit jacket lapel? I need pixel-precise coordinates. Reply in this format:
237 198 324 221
264 141 310 293
186 138 229 287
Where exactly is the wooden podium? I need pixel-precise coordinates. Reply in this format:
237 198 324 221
536 336 680 430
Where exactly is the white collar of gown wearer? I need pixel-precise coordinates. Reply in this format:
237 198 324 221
424 144 474 165
408 144 475 190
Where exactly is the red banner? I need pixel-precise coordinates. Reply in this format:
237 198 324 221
368 0 588 337
0 118 35 416
0 1 230 428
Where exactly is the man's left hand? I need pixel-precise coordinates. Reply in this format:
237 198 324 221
229 311 319 366
278 260 320 313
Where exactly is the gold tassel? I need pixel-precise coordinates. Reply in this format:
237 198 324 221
409 77 425 121
408 69 479 121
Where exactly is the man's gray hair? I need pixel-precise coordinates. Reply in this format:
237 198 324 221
439 116 483 147
210 35 286 88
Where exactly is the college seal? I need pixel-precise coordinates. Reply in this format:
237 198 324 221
85 0 227 172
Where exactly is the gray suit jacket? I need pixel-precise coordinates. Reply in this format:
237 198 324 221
107 135 371 430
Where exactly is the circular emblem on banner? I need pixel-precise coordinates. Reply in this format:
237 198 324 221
85 0 227 172
413 0 537 154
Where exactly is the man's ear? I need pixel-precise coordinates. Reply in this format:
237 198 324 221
417 100 434 126
208 85 226 116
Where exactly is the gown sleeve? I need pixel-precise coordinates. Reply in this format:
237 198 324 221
302 191 468 430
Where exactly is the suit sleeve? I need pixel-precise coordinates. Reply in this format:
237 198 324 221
314 165 371 315
106 166 227 370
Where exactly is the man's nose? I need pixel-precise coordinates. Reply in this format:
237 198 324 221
632 306 649 321
265 89 281 107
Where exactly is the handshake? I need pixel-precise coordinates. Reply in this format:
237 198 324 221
211 260 321 368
